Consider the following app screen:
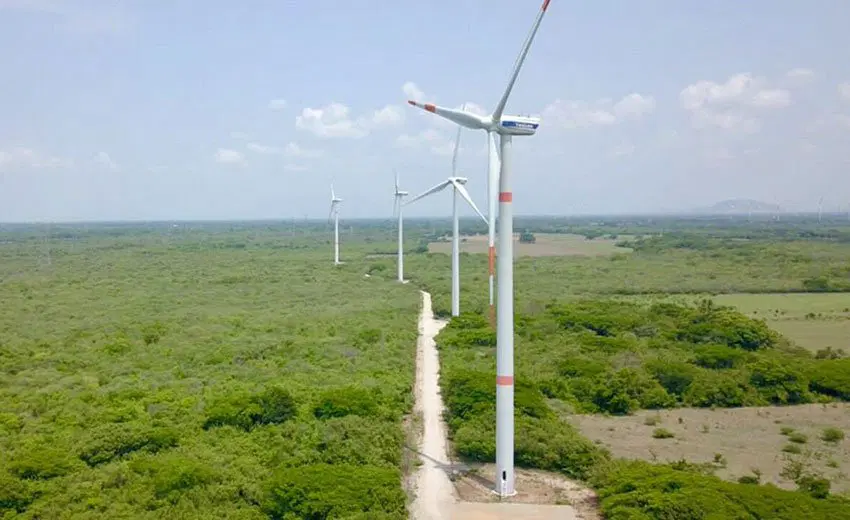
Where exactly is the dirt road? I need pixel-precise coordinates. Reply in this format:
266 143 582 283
411 291 454 519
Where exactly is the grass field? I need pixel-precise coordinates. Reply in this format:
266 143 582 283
427 233 631 257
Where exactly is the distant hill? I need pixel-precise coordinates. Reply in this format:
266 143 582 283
694 199 782 214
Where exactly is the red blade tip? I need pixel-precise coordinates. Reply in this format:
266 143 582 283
542 0 550 11
407 100 416 106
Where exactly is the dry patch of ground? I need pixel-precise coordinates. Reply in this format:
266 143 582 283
452 463 601 520
428 233 631 258
570 404 850 492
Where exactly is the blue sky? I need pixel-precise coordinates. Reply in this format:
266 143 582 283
1 0 849 222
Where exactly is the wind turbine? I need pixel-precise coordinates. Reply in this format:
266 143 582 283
393 171 409 283
406 0 551 496
329 184 343 265
818 197 824 224
404 129 488 317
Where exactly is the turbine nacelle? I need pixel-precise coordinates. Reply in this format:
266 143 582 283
407 100 541 136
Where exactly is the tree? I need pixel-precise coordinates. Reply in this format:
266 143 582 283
519 230 536 243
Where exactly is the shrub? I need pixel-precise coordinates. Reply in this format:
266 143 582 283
317 416 404 468
789 432 808 444
589 368 675 415
748 358 812 405
313 386 382 421
682 371 760 408
8 444 78 480
676 307 778 351
589 459 850 519
130 454 218 501
0 473 35 514
644 359 699 397
821 428 845 443
204 386 297 431
442 370 551 431
783 444 802 454
652 428 675 439
263 464 406 519
798 475 831 499
692 344 748 369
808 359 850 400
79 423 178 466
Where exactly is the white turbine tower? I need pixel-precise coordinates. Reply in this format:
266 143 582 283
818 196 824 224
405 136 488 317
329 184 343 265
406 0 551 496
393 171 409 283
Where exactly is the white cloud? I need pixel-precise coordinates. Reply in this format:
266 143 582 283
402 81 427 101
0 145 70 170
283 164 308 172
612 93 656 118
785 67 815 85
543 93 655 129
395 128 470 157
295 102 368 138
679 73 791 132
246 142 279 154
839 82 850 102
785 67 815 78
750 89 791 108
283 142 322 158
93 151 118 170
244 141 323 159
214 148 244 164
230 131 250 140
367 105 404 127
268 99 287 110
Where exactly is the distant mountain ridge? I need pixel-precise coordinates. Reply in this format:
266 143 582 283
694 199 782 214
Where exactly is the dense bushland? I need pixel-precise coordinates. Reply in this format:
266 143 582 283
590 460 850 519
437 299 850 418
0 230 420 519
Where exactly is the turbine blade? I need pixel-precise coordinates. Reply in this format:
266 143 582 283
393 196 399 218
407 101 488 130
453 181 488 225
491 0 551 122
404 180 452 206
451 108 464 178
394 170 399 193
331 183 336 201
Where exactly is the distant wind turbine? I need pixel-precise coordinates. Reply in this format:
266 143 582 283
818 197 824 224
393 171 409 283
404 128 487 316
328 184 343 265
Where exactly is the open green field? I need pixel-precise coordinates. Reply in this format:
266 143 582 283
4 217 850 519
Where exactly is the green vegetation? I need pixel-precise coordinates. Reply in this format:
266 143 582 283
436 298 848 417
590 460 850 519
822 427 846 443
4 215 850 517
652 428 675 439
0 225 419 518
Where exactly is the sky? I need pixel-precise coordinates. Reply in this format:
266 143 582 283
1 0 849 222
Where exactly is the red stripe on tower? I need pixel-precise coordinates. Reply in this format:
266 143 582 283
488 246 495 273
499 192 512 203
496 375 514 386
